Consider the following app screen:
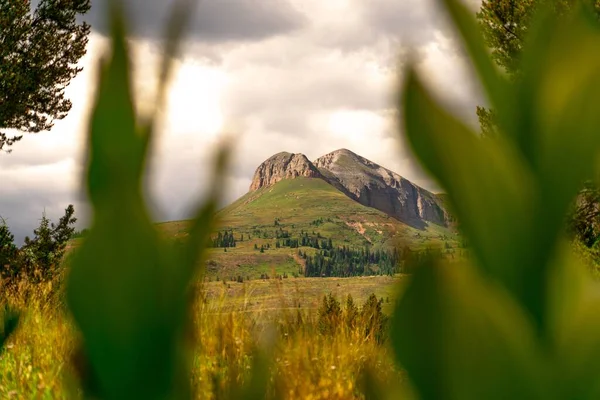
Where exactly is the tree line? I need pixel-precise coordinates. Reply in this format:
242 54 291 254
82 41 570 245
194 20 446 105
275 233 333 250
210 230 237 248
0 205 77 282
301 245 444 278
301 245 400 277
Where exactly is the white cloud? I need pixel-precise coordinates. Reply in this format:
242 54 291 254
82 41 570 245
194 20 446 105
2 0 483 242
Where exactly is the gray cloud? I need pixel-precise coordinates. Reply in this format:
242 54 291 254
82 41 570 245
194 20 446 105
125 0 481 221
358 0 482 46
3 0 485 243
360 0 444 47
86 0 306 43
353 0 483 120
1 179 88 245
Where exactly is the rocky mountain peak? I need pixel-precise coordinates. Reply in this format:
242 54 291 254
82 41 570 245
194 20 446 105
329 148 357 157
314 148 378 171
249 152 324 192
314 149 450 227
249 149 451 228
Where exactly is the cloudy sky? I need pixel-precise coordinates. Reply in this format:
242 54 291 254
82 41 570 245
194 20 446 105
1 0 482 243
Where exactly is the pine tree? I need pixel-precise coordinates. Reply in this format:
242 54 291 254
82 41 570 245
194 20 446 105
0 0 91 151
20 204 77 281
20 212 50 279
317 293 342 335
52 204 77 252
344 294 359 330
0 218 18 277
361 293 387 343
211 230 237 248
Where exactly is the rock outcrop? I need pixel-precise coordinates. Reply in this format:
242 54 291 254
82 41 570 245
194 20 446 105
249 152 324 192
249 148 451 227
314 149 450 227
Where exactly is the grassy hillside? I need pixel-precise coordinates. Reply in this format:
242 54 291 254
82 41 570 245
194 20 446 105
157 177 461 278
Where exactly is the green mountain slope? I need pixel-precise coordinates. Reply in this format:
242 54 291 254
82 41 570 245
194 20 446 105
157 177 459 279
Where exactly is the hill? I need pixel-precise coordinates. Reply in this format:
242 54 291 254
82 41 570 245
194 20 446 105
157 149 460 279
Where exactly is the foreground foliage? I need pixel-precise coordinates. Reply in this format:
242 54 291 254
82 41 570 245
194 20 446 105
388 0 600 399
476 1 600 263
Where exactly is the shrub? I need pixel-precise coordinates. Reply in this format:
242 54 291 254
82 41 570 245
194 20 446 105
18 205 76 283
317 293 342 335
361 294 387 344
344 294 359 330
0 219 18 279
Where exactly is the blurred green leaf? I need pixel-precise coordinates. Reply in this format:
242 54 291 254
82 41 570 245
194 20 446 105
156 0 198 110
401 68 540 321
391 261 549 400
546 242 600 398
65 1 229 399
179 146 231 289
360 366 386 400
439 0 515 138
396 1 600 399
359 364 412 400
232 344 273 400
67 3 176 394
517 7 600 284
0 304 19 352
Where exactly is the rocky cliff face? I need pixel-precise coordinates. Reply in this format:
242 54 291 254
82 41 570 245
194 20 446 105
314 149 449 227
249 152 324 192
249 149 450 227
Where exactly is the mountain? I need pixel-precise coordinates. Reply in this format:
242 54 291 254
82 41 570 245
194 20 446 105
249 148 450 228
158 149 458 279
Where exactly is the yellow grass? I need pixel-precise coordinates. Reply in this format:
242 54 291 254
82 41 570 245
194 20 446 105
0 276 412 399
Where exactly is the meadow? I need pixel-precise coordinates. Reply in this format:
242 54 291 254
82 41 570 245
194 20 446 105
0 274 410 399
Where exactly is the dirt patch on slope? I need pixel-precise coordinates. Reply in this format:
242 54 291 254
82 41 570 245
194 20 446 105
344 221 372 244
